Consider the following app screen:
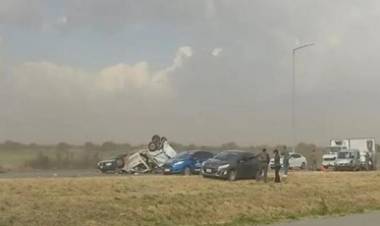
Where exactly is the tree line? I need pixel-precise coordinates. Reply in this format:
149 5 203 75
1 140 379 170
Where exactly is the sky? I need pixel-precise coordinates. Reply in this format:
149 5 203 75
1 0 380 146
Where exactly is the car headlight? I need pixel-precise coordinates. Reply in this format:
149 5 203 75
173 161 184 166
218 164 230 170
201 161 206 167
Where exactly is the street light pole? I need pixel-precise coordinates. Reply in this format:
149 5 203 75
292 43 314 152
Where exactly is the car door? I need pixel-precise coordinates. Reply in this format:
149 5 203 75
245 153 259 178
193 151 213 170
289 154 301 168
247 154 259 178
192 151 203 170
237 153 255 179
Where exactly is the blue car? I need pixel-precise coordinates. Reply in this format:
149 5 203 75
163 151 214 175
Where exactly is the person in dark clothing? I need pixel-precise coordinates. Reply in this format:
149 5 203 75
256 148 270 182
274 149 281 183
310 149 318 171
283 150 290 177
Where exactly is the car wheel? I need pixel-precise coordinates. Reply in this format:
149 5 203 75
148 142 157 152
152 134 161 143
228 170 237 181
184 167 191 176
300 162 306 170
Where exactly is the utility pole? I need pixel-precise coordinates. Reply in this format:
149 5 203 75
292 43 314 152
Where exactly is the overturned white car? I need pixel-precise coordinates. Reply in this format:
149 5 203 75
97 135 177 174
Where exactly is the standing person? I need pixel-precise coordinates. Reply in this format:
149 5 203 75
274 149 281 183
311 149 318 171
283 149 290 177
256 148 270 182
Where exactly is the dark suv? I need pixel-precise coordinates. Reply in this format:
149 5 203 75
97 155 125 173
201 150 260 181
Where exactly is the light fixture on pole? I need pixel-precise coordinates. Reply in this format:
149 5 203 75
292 43 314 152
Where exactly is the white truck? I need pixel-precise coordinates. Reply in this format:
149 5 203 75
325 138 376 171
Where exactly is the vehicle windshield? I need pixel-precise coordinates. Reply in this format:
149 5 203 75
174 152 191 161
214 152 241 161
337 152 354 159
329 147 344 153
323 157 336 161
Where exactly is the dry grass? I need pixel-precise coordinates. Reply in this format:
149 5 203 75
1 172 380 226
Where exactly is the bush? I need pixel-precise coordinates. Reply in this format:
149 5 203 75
0 165 6 173
25 152 51 169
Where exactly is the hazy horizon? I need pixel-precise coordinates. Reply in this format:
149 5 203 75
1 1 380 146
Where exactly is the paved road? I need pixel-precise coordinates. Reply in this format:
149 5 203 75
269 211 380 226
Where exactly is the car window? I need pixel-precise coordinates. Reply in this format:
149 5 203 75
245 153 256 160
214 152 240 161
199 152 213 160
338 152 355 159
193 151 207 160
241 155 249 161
323 157 336 161
174 152 190 160
192 151 201 159
291 154 301 158
241 153 255 161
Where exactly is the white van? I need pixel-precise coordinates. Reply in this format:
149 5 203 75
335 149 361 171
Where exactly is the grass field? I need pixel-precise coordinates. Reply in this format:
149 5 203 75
1 172 380 226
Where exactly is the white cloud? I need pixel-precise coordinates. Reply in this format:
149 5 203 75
211 48 223 57
95 46 192 93
167 46 193 72
10 46 193 99
154 46 192 82
10 61 90 100
96 62 150 91
2 46 194 144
